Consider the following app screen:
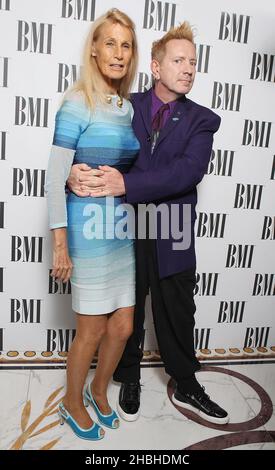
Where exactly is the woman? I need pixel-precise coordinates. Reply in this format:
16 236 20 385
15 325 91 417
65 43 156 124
45 9 139 440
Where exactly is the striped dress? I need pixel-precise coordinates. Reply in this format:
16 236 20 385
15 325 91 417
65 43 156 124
45 91 140 314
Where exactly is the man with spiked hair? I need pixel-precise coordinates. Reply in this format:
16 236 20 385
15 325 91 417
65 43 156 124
67 22 229 425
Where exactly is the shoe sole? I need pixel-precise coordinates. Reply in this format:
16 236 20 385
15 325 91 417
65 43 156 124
117 401 140 422
172 394 229 425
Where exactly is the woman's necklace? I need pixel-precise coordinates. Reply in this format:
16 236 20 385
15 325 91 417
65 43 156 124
106 93 123 108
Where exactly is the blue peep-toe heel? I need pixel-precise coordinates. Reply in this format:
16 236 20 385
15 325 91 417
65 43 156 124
58 402 105 440
84 384 120 429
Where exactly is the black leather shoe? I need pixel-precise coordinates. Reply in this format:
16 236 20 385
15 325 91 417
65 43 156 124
172 385 229 424
117 382 141 421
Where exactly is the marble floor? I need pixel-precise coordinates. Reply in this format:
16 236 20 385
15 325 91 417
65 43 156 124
0 363 275 451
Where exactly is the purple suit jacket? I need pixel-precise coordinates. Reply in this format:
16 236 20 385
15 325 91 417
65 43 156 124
124 88 221 279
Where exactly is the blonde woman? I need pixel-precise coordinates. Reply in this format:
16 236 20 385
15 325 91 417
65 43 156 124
45 9 139 440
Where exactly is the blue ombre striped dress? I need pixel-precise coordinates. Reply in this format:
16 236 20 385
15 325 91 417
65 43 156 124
45 91 140 314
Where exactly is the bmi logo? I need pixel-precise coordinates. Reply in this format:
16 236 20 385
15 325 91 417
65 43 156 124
137 73 153 93
197 212 227 238
252 274 275 296
271 156 275 180
143 0 176 31
10 299 42 323
0 131 7 160
47 329 76 352
219 12 250 43
218 301 245 323
0 0 10 11
194 273 219 296
250 53 275 82
15 97 49 127
17 21 53 54
242 120 272 148
207 150 235 176
0 201 5 228
234 184 263 210
58 63 81 93
244 327 270 348
0 267 3 293
195 328 211 350
11 236 43 263
49 271 71 294
226 245 254 268
0 328 3 351
0 57 9 87
61 0 96 21
261 216 275 240
195 44 211 74
212 82 242 111
13 168 45 197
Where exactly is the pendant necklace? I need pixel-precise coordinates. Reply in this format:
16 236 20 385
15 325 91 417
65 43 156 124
106 93 123 108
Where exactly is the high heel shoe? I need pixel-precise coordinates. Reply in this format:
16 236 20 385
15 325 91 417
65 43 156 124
58 402 105 440
84 384 120 429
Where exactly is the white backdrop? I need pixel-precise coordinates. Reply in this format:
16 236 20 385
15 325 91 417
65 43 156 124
0 0 274 366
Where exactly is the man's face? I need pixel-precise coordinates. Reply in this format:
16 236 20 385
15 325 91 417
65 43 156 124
151 39 197 101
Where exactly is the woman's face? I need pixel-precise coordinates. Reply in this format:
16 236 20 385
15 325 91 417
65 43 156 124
92 22 133 93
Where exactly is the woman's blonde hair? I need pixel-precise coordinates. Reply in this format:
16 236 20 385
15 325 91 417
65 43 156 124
151 21 195 62
69 8 138 108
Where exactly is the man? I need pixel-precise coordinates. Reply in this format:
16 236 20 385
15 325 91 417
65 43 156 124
67 22 229 425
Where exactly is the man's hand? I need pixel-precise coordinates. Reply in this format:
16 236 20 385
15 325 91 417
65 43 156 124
67 163 126 197
67 163 105 197
88 166 126 197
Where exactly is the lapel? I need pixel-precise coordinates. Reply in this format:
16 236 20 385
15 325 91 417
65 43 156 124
136 89 152 136
153 95 189 152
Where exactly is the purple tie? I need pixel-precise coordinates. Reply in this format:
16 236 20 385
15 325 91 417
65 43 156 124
152 103 170 132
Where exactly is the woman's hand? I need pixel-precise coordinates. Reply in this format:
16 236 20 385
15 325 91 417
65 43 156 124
51 246 73 283
50 228 73 282
67 163 105 197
